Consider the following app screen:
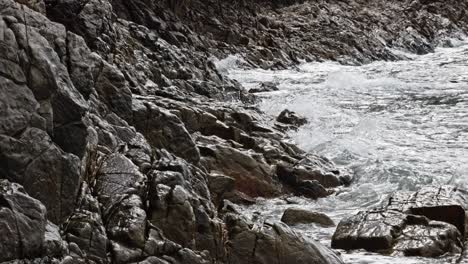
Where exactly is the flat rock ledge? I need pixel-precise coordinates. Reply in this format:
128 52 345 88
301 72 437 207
332 186 467 258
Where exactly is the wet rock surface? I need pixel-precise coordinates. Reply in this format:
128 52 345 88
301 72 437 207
224 212 343 264
249 82 279 93
281 208 335 227
276 109 307 127
332 186 467 258
0 0 467 263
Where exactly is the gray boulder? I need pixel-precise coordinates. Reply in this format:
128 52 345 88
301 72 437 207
276 109 307 127
197 134 279 197
225 213 343 264
65 184 108 263
332 186 466 257
281 208 335 227
0 180 47 262
133 99 200 163
0 128 82 224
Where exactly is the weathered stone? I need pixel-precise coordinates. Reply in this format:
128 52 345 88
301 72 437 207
393 219 462 257
95 61 133 121
386 185 468 235
0 77 37 136
14 0 45 14
106 194 147 248
133 99 200 163
65 184 108 262
143 228 182 257
94 153 146 211
276 109 307 127
2 0 467 263
111 241 143 264
278 156 344 188
197 134 279 197
225 213 343 264
332 209 407 251
249 82 279 93
130 256 170 264
43 221 68 258
281 208 335 227
0 128 82 224
0 180 47 262
207 173 235 204
332 187 466 257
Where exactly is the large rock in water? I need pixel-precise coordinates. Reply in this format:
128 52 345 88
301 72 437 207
281 208 335 227
386 185 468 236
332 186 466 257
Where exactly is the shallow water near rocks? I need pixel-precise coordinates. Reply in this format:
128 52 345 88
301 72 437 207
218 40 468 264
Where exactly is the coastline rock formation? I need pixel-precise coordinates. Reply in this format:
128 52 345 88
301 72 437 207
1 0 467 263
332 186 467 257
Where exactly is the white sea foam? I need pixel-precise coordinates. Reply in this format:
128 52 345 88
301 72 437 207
224 40 468 264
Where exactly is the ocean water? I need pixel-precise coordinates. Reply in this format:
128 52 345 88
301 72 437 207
216 39 468 263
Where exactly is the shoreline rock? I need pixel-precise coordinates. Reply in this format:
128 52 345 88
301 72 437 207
332 186 467 258
1 0 467 263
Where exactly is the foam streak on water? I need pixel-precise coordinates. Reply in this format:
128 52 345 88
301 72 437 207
220 42 468 264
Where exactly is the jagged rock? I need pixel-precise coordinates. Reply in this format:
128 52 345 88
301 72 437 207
0 128 82 224
66 31 100 99
332 210 408 251
393 219 462 257
276 109 307 127
277 155 347 198
95 61 133 121
207 173 235 204
0 180 47 262
278 155 346 186
224 213 344 264
130 256 170 264
15 0 46 14
281 208 335 227
111 241 143 264
44 222 68 258
332 209 463 257
332 186 466 257
133 99 200 163
6 11 89 156
65 184 108 263
2 0 467 263
196 134 279 197
0 77 37 136
94 153 146 211
106 194 147 248
386 185 468 235
143 228 182 257
223 190 256 205
249 82 279 93
148 150 225 259
45 0 115 52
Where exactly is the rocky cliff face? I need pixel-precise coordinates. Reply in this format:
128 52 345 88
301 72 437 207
0 0 466 263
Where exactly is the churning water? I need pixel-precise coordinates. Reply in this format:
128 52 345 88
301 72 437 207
217 39 468 263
